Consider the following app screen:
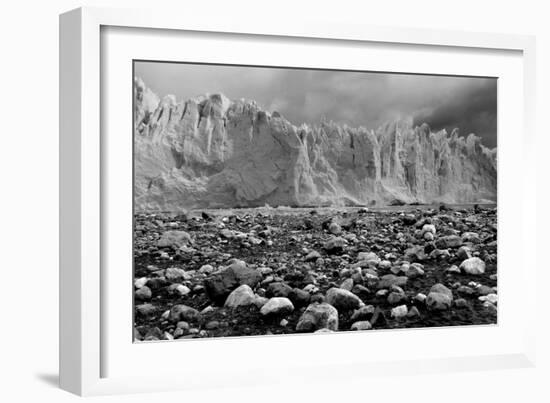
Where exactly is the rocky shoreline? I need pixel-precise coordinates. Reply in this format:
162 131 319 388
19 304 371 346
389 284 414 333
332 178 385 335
133 205 497 341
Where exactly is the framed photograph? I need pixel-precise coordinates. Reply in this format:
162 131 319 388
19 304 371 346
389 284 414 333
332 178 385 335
60 7 537 396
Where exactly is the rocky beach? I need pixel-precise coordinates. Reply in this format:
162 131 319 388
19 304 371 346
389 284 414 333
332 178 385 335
133 204 497 341
132 71 498 341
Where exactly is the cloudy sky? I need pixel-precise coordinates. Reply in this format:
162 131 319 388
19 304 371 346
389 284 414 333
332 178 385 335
135 61 497 148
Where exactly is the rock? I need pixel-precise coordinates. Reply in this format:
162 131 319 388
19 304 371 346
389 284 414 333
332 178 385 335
228 261 262 287
135 285 152 300
169 304 200 322
424 232 435 241
404 263 425 278
136 303 157 317
462 232 481 243
304 251 322 262
447 265 461 274
476 285 493 296
479 293 498 304
326 288 364 311
351 284 370 300
134 277 148 288
369 307 388 327
224 284 257 308
387 291 408 305
303 284 319 294
290 288 311 306
426 284 453 310
351 305 375 322
454 298 469 308
407 306 420 318
168 284 191 296
205 321 219 330
199 264 215 275
357 252 380 265
340 278 354 291
204 263 261 304
328 222 342 235
460 257 486 275
421 224 436 235
296 303 339 332
165 267 188 282
266 282 293 298
437 235 463 249
457 285 475 295
204 269 239 305
377 274 408 289
456 246 472 260
254 296 268 308
483 301 498 314
351 321 372 331
323 236 348 254
391 305 408 319
260 297 295 316
378 260 392 270
404 245 427 262
157 230 192 249
414 293 427 304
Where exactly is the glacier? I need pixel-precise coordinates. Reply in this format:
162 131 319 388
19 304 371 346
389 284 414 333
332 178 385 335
134 77 497 212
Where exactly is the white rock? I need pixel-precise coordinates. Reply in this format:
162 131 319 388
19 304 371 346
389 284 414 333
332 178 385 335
391 305 408 319
224 284 256 308
460 257 486 275
260 297 294 316
134 277 148 289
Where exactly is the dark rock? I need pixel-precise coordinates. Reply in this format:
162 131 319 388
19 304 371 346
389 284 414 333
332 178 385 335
266 282 293 298
169 304 200 322
326 287 364 311
369 307 387 327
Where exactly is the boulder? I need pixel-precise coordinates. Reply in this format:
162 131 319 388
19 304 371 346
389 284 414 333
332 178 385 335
266 282 293 298
296 303 339 332
460 257 486 275
260 297 295 316
168 304 200 322
157 230 192 249
377 274 408 289
224 284 257 308
426 283 453 310
391 305 408 319
326 287 364 311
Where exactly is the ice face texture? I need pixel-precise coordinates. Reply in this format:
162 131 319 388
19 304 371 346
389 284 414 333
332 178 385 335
134 78 497 211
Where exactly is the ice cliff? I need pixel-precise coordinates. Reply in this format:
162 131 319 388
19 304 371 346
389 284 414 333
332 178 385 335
134 77 497 211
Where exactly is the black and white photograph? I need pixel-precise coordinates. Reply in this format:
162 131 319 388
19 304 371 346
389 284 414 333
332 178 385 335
132 61 498 341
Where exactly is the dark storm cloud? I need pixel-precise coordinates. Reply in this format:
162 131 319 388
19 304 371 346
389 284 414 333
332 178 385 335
135 62 497 148
412 80 497 148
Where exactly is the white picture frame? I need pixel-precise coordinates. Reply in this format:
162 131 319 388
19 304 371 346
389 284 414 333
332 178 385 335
59 6 537 396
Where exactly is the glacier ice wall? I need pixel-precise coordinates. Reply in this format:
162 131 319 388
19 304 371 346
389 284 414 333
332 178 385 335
133 77 497 211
